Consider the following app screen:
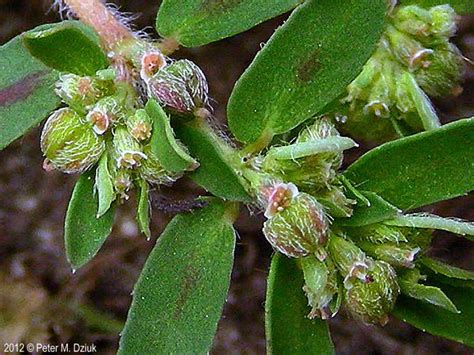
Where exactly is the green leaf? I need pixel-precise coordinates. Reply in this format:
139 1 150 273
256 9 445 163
95 153 115 218
266 254 335 355
156 0 301 47
267 136 357 160
336 191 400 227
174 120 252 202
399 279 459 313
421 257 474 281
137 179 151 238
0 36 60 150
420 257 474 289
23 21 108 76
344 118 474 210
228 0 388 144
385 214 474 241
146 99 198 173
65 170 115 269
393 283 474 346
118 199 236 354
399 0 474 14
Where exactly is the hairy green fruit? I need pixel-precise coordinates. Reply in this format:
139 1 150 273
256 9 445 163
344 260 400 325
41 108 105 174
262 192 328 260
148 59 209 116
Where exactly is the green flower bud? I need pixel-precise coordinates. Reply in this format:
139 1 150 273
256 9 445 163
127 109 152 141
300 256 340 319
386 25 433 69
262 119 343 191
148 59 209 115
430 5 457 38
317 185 354 218
113 126 146 169
358 241 420 269
55 74 114 114
140 145 181 186
415 42 463 97
262 192 329 260
348 224 408 245
41 108 105 174
392 5 432 38
344 260 399 325
328 235 374 289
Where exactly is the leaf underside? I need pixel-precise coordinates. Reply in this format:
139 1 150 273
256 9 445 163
118 199 236 354
65 170 115 269
266 254 335 355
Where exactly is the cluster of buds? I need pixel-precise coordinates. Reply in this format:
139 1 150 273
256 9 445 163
41 64 181 212
338 4 464 141
124 41 210 118
245 118 448 324
262 119 355 217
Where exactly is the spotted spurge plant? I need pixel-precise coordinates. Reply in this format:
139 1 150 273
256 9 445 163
1 0 474 352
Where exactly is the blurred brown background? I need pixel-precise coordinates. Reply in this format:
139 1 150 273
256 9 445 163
0 1 473 353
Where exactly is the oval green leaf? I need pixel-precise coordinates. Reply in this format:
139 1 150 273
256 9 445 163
228 0 388 144
399 0 474 14
23 21 108 76
393 283 474 346
399 279 459 313
146 99 198 173
0 35 60 150
174 119 252 202
65 170 116 269
156 0 302 47
344 118 474 210
118 199 236 354
266 254 335 355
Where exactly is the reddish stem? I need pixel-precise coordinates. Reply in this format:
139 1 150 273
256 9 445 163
63 0 134 51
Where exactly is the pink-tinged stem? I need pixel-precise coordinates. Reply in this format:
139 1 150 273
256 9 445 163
63 0 133 51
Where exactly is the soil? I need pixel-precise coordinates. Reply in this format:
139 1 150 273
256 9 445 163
0 1 473 354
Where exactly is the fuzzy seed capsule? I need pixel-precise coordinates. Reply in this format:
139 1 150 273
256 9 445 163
41 108 105 174
344 260 400 325
262 192 329 260
139 145 182 186
328 235 374 289
415 42 463 97
55 74 114 114
358 241 420 269
148 59 209 115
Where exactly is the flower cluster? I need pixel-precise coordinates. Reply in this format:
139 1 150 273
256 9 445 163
244 119 455 324
40 39 210 222
338 4 463 141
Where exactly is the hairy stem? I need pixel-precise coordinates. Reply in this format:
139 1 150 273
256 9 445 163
63 0 134 51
